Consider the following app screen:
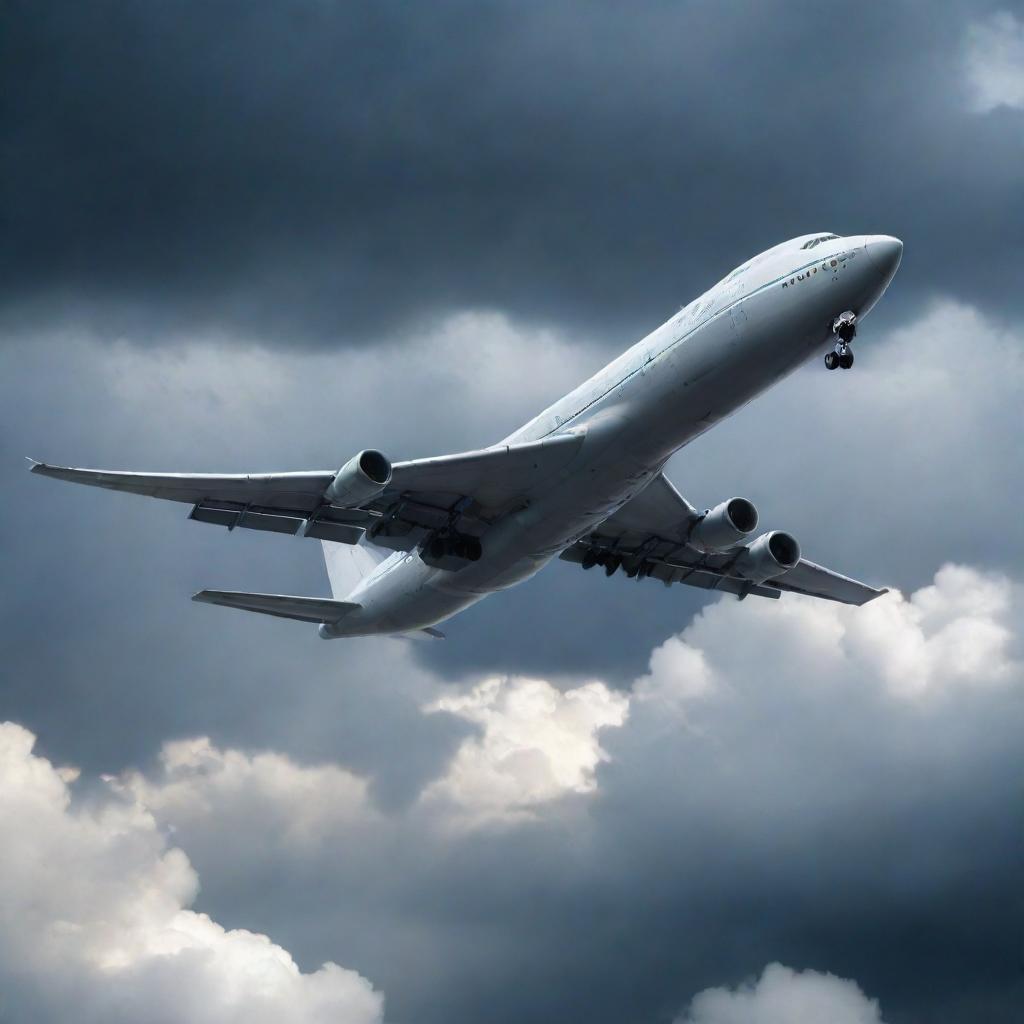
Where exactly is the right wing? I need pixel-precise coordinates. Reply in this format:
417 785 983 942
29 432 583 553
561 471 887 606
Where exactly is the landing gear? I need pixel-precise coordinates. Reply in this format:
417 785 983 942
826 344 854 370
826 311 857 370
833 310 857 344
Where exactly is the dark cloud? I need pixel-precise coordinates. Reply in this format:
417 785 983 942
2 1 1021 347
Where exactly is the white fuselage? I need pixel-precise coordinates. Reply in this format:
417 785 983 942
325 233 902 636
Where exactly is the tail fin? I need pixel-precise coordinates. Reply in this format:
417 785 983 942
322 539 390 599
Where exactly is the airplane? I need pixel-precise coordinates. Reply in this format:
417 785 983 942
31 231 902 640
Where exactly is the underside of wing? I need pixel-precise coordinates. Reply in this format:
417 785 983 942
383 433 583 510
29 431 584 566
562 472 887 607
766 560 888 606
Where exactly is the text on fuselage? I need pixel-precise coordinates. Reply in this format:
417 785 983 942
782 258 840 288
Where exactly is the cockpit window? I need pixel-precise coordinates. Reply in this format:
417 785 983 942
801 234 840 250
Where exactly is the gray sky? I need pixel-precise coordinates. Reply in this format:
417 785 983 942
2 3 1023 1023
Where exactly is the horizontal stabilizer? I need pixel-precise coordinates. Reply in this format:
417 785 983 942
192 590 360 624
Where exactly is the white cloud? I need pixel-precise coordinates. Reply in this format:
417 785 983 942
626 564 1021 716
695 564 1019 703
845 564 1018 698
117 735 373 851
422 675 629 823
964 10 1024 113
633 633 717 713
0 722 383 1024
677 963 886 1024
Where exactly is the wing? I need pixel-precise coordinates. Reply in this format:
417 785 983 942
29 432 583 555
560 472 887 607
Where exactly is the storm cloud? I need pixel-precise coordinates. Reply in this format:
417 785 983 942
3 0 1023 347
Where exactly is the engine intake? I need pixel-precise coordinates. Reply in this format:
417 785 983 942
324 449 392 507
689 497 758 552
733 530 801 584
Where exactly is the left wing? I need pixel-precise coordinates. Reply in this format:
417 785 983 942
560 472 887 606
29 432 583 555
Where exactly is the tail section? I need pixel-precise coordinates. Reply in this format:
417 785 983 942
322 539 390 600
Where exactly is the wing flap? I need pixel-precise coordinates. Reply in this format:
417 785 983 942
192 590 360 623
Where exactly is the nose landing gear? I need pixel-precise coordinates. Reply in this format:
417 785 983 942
825 311 857 370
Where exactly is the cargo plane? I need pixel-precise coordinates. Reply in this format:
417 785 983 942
31 232 902 639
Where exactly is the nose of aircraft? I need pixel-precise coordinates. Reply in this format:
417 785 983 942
865 235 903 280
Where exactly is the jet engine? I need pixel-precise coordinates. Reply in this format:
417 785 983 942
733 530 801 584
324 449 392 507
689 497 758 552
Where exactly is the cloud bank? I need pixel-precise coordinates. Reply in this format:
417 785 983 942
5 561 1019 1021
677 963 886 1024
0 723 383 1024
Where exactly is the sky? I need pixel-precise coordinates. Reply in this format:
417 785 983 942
1 2 1023 1022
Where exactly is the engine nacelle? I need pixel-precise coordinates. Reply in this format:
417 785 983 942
689 497 758 552
733 530 801 584
324 449 392 507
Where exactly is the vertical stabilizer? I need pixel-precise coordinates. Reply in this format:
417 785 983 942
322 539 390 599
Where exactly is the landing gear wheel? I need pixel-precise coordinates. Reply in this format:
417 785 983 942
838 349 854 370
824 351 840 370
